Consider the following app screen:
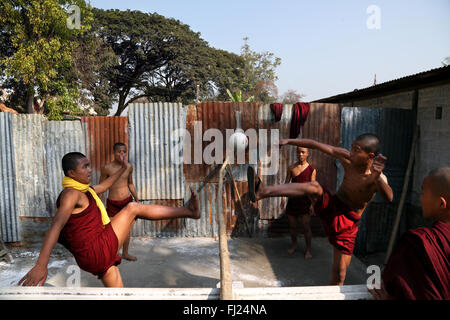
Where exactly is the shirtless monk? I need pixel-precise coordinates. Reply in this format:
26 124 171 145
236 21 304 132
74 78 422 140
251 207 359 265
248 133 394 285
19 152 199 287
280 147 316 258
100 142 138 261
370 167 450 300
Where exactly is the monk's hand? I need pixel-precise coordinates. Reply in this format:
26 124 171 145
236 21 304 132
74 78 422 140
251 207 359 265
18 264 48 287
371 154 387 179
368 283 391 300
278 139 289 147
119 153 129 169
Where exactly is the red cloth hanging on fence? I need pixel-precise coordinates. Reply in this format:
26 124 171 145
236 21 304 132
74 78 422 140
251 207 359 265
290 102 310 138
269 103 284 122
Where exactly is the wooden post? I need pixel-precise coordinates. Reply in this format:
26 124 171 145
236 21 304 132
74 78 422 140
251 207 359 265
217 159 233 300
384 125 419 264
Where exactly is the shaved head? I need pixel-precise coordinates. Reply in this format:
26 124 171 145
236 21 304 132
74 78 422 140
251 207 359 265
355 133 380 154
427 167 450 200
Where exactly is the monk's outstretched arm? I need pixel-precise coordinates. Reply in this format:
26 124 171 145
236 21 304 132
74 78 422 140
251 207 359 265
93 155 127 194
18 191 77 286
280 138 350 162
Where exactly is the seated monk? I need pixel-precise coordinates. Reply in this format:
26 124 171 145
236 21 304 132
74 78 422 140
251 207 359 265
370 167 450 300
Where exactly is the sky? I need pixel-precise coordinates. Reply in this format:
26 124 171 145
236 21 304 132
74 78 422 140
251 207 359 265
89 0 450 102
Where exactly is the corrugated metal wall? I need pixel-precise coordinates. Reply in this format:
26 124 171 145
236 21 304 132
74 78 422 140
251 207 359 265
11 115 47 218
128 103 185 200
339 107 414 255
81 116 128 186
0 113 20 242
44 120 86 214
0 102 342 240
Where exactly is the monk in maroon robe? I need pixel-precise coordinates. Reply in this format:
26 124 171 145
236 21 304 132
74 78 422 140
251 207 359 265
370 167 450 300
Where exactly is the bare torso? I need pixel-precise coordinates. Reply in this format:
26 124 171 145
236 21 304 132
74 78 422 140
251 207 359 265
103 162 133 201
335 161 380 215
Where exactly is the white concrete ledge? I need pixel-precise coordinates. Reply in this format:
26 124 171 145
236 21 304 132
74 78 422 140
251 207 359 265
234 285 373 300
0 285 372 300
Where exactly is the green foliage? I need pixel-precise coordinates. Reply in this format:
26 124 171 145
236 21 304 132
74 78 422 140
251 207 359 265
238 37 281 104
0 0 93 117
226 88 254 102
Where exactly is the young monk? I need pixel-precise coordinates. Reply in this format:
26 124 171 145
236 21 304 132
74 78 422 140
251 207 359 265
18 152 199 288
100 142 138 261
280 147 316 258
248 133 394 285
370 167 450 300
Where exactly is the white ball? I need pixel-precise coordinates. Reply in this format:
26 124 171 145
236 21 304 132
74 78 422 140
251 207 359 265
230 131 248 152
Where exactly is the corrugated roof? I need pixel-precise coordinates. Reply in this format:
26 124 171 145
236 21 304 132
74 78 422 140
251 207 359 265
315 65 450 103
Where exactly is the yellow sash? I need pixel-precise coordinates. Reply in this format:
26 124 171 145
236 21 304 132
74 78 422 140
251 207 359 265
62 176 110 226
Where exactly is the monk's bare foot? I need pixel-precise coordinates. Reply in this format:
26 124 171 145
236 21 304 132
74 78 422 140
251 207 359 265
287 243 297 254
186 191 200 219
122 253 137 261
304 250 312 259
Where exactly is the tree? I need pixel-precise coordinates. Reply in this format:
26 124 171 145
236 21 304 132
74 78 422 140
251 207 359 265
90 9 244 115
239 37 281 104
279 89 304 104
0 0 93 119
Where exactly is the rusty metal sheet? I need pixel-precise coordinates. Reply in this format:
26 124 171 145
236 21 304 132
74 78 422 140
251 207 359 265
302 103 341 193
0 113 20 242
81 116 129 187
183 102 261 183
257 103 297 220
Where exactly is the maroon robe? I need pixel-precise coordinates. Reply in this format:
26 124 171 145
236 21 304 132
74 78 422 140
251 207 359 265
286 164 315 217
58 192 122 278
382 220 450 300
107 195 133 218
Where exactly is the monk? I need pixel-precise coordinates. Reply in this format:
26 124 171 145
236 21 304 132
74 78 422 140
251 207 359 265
280 147 316 258
248 133 394 285
19 152 200 287
370 167 450 300
100 142 138 261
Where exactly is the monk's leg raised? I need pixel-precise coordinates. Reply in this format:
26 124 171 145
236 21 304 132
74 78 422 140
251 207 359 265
256 181 323 201
111 193 199 249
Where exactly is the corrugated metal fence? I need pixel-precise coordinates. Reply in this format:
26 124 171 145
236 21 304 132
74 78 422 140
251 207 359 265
1 102 341 242
0 113 20 242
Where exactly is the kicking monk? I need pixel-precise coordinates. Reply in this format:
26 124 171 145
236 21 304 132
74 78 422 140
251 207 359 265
19 152 199 287
248 133 393 285
280 147 316 258
100 142 138 261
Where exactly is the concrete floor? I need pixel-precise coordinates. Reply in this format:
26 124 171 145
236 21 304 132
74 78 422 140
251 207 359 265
0 236 370 288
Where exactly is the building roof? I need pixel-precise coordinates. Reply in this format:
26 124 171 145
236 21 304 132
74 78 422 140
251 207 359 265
314 65 450 103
